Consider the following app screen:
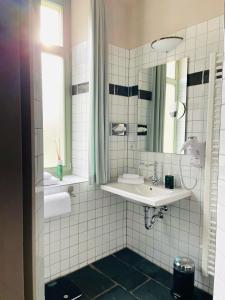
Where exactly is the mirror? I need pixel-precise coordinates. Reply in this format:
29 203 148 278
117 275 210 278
138 58 188 154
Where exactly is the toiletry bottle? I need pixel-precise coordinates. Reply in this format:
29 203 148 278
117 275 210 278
165 175 174 189
56 160 63 181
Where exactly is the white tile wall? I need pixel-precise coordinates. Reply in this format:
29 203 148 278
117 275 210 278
214 25 225 300
72 41 89 85
72 92 89 178
108 45 129 86
44 182 126 282
72 42 89 178
108 45 130 181
126 15 224 294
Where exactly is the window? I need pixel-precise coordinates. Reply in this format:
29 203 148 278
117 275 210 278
40 0 71 172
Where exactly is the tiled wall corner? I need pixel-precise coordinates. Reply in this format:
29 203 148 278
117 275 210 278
44 182 126 282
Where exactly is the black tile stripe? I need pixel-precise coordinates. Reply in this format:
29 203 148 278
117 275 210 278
72 82 89 95
129 85 138 97
72 67 222 97
203 70 209 84
78 82 89 94
216 68 223 79
109 83 114 94
72 85 78 95
115 85 129 97
139 90 152 101
187 69 214 86
187 71 203 86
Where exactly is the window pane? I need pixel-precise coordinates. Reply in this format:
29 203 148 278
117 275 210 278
40 1 63 46
166 61 176 79
41 52 65 168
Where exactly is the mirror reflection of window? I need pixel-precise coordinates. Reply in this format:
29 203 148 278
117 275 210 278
164 82 176 153
166 61 176 79
137 58 188 154
163 60 177 153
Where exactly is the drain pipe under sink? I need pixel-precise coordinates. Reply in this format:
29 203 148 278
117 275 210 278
144 206 168 230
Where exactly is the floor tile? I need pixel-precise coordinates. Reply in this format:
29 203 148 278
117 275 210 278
133 280 174 300
96 286 137 300
194 288 213 300
134 259 173 289
45 276 83 300
114 248 144 267
94 255 148 291
45 249 213 300
69 266 114 298
78 295 90 300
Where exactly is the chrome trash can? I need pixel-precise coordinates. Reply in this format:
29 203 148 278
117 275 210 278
172 257 195 299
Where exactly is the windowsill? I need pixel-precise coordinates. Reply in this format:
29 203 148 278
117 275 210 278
44 175 88 189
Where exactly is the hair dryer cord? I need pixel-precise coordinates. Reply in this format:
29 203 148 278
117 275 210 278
179 152 199 190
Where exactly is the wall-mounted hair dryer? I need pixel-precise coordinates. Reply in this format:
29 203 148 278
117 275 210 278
179 137 206 190
181 136 206 168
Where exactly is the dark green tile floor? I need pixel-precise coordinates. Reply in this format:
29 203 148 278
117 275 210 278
45 248 213 300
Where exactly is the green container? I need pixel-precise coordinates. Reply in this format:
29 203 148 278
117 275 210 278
56 160 63 181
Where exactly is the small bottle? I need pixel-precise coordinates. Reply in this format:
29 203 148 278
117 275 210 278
56 160 63 181
165 175 174 189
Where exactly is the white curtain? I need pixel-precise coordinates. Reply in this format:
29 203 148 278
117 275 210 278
89 0 109 185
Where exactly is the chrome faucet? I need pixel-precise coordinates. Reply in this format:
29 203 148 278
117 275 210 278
138 161 162 185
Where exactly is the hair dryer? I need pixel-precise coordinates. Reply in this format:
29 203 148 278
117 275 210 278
179 137 205 190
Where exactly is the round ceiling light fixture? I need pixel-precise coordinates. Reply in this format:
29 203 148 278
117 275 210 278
151 36 184 52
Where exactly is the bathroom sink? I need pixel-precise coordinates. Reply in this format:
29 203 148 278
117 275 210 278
101 182 191 207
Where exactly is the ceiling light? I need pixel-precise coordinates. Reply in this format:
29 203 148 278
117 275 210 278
151 36 183 52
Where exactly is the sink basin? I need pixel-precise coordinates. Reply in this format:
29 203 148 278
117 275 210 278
101 182 191 207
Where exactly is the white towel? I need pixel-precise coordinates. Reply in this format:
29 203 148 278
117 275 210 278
123 174 139 179
44 192 71 219
44 176 60 186
118 176 144 185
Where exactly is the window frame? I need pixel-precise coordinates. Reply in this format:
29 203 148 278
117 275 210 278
41 0 72 174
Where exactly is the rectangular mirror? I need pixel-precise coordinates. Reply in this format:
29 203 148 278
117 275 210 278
138 58 188 154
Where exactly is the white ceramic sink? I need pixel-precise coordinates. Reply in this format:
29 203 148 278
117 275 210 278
101 182 191 207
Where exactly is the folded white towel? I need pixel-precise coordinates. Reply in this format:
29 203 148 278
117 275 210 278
44 176 60 186
123 174 139 179
118 176 144 185
44 192 71 219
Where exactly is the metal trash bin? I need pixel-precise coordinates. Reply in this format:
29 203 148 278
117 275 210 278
172 257 195 299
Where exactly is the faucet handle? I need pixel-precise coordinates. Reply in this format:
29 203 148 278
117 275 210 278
152 176 161 185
